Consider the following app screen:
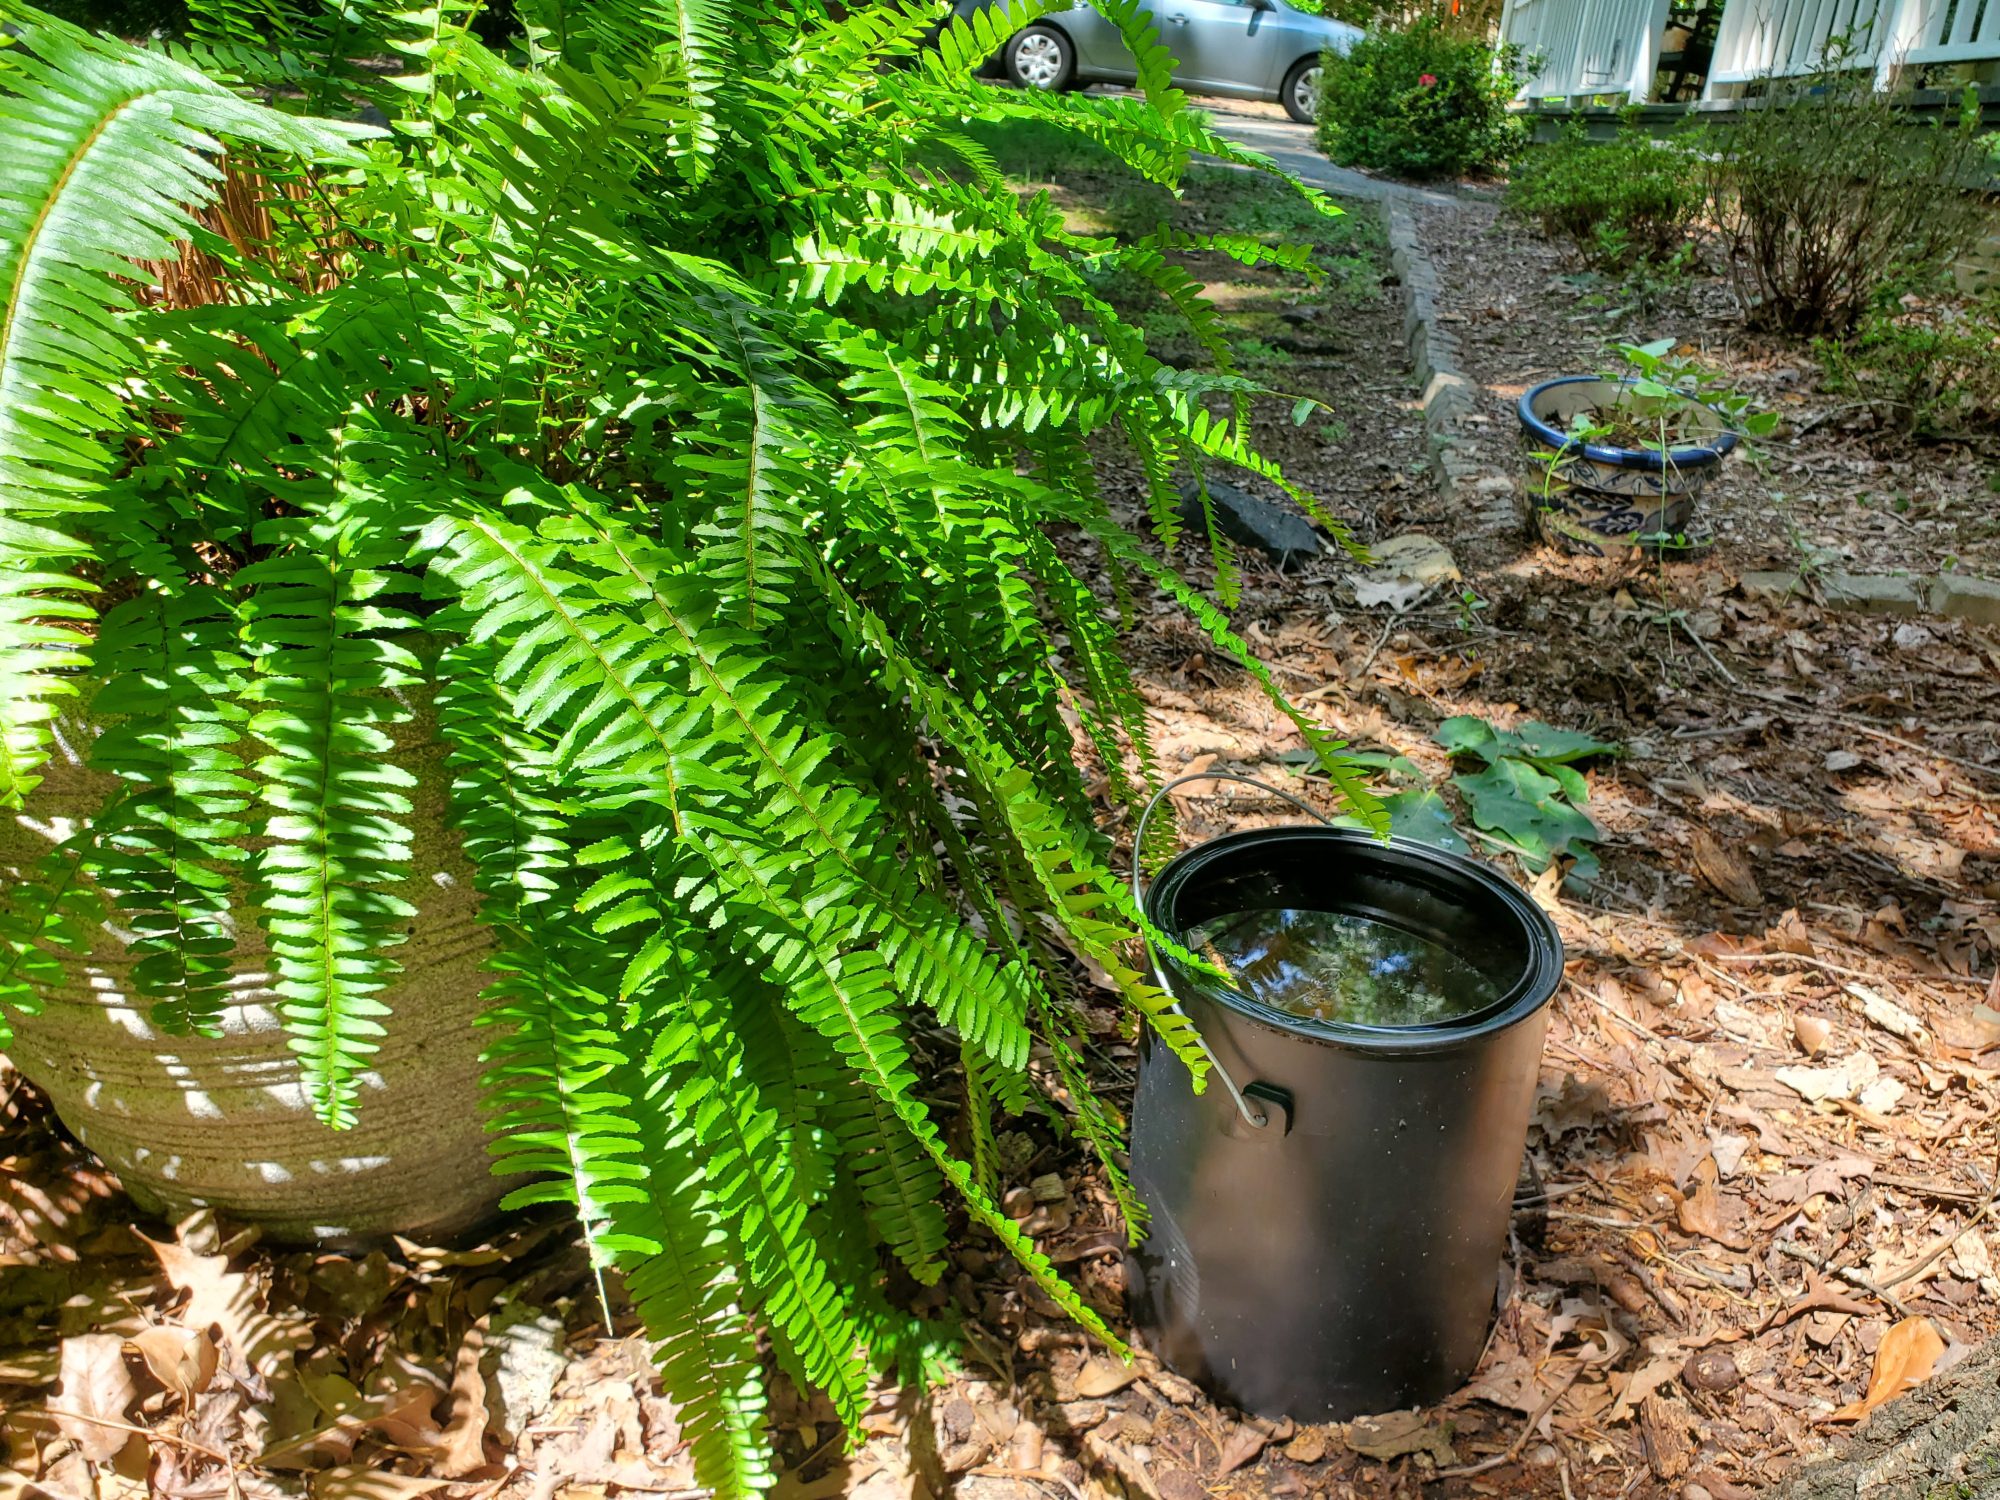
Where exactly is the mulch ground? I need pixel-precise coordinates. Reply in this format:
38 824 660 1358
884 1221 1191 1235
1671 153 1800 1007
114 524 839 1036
5 137 2000 1500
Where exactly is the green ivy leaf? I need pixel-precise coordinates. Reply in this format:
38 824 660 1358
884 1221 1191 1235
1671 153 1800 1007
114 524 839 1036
1379 788 1470 853
1452 759 1601 873
1506 720 1620 766
1434 715 1501 762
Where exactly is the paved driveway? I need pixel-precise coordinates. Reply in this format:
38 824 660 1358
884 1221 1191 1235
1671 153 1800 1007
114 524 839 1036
1193 102 1473 208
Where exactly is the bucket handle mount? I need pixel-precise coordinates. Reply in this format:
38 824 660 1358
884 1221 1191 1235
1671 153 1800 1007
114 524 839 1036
1130 771 1332 1133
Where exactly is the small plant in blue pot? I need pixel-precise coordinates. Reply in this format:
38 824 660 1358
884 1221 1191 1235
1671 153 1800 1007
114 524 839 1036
1520 338 1776 557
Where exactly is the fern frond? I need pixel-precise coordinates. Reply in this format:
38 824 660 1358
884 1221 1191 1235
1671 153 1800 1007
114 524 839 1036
648 955 871 1428
0 10 368 805
823 1072 951 1284
0 820 107 1045
606 1132 775 1496
84 586 251 1034
238 500 421 1128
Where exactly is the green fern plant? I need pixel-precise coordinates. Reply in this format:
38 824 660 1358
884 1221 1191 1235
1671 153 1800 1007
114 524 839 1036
0 0 1372 1488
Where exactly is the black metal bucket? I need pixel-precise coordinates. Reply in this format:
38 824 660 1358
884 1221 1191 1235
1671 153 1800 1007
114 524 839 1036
1126 776 1563 1421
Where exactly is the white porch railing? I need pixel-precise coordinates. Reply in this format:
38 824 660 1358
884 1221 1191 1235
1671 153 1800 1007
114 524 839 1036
1499 0 2000 98
1891 0 2000 67
1705 0 1886 84
1504 0 1672 97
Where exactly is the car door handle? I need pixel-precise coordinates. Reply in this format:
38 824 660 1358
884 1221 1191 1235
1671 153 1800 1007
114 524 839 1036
1167 12 1189 21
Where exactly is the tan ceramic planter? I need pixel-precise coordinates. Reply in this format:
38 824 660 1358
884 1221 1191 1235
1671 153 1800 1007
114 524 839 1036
0 699 502 1245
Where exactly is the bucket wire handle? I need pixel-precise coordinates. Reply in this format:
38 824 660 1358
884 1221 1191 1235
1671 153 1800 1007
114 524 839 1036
1130 771 1333 1132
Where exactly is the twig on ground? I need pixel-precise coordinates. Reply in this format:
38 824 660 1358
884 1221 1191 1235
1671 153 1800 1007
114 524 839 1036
1876 1175 1990 1203
1670 613 1741 686
1544 1211 1656 1230
45 1406 231 1465
1437 1363 1584 1478
1706 950 1989 988
1776 1240 1911 1318
1651 1251 1762 1306
1351 611 1402 683
1875 1181 2000 1292
1726 685 2000 782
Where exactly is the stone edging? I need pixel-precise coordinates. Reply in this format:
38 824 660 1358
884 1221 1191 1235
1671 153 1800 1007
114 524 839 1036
1743 569 2000 626
1380 202 1507 523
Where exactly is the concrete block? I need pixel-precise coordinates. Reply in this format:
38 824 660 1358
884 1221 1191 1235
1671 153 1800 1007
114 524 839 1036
1822 571 1925 617
1931 572 2000 625
1424 370 1476 414
1739 570 1802 603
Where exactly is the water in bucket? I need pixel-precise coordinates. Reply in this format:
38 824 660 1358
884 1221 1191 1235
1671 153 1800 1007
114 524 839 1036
1182 906 1501 1028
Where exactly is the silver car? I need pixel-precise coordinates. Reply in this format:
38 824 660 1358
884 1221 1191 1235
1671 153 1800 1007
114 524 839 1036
979 0 1361 123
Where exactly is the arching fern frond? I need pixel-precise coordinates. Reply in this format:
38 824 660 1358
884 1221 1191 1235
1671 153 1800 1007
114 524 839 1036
84 585 251 1034
0 10 369 806
238 497 421 1128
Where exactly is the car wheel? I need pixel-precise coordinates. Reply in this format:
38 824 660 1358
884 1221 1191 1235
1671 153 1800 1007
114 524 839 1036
1282 57 1322 124
1006 25 1075 91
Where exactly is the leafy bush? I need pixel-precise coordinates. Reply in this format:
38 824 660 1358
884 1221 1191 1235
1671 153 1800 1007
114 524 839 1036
1706 64 1999 335
0 0 1371 1491
1314 20 1521 180
1508 122 1704 269
1814 289 2000 434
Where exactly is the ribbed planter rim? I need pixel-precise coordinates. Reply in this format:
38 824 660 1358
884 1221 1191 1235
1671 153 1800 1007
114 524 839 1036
1519 375 1741 473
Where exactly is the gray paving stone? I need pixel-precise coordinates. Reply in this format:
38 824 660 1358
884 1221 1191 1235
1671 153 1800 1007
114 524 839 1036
1931 573 2000 625
1822 571 1925 616
1740 570 1802 602
1423 371 1476 424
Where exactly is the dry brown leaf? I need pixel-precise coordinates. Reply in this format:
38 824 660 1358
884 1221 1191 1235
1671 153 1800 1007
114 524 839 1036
1766 910 1814 955
1795 1014 1833 1056
1937 1005 2000 1054
1215 1424 1267 1475
1776 1049 1878 1102
1458 1353 1545 1415
124 1325 217 1407
307 1469 452 1500
134 1228 309 1380
1827 1317 1945 1422
1851 985 1931 1051
51 1334 137 1463
1073 1357 1139 1398
1609 1355 1684 1423
1534 1074 1611 1140
1342 1410 1455 1464
436 1324 492 1478
1677 1161 1750 1250
1282 1426 1330 1464
1691 829 1761 906
359 1384 451 1454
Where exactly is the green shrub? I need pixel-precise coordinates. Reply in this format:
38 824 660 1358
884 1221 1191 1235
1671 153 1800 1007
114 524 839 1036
1507 122 1704 269
0 0 1373 1491
1314 20 1522 181
1707 63 1999 335
1814 289 2000 434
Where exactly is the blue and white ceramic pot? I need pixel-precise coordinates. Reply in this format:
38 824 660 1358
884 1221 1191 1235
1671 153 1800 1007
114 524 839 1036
1519 376 1739 557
